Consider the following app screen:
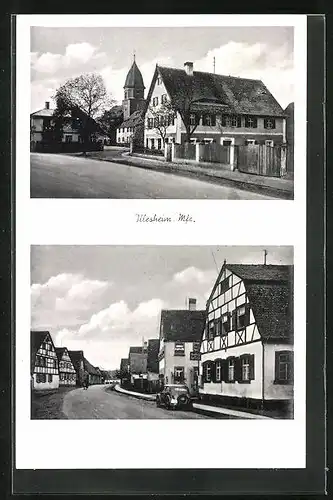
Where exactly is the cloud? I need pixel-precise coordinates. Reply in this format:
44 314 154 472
194 41 294 109
173 266 215 285
31 42 107 75
31 273 111 329
51 298 166 369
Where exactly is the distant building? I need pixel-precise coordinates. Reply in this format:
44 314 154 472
55 347 76 386
116 57 146 146
31 331 59 390
158 299 206 395
147 338 160 393
30 101 109 151
128 343 148 390
200 263 294 416
120 358 130 386
68 350 86 387
144 62 286 151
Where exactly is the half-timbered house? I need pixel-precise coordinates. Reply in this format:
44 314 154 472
199 263 294 416
68 350 86 386
158 298 206 395
55 347 77 386
31 331 59 390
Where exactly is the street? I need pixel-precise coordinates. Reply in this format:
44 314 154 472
62 385 210 419
30 153 273 199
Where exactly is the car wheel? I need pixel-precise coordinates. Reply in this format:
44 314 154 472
156 397 161 407
165 396 172 410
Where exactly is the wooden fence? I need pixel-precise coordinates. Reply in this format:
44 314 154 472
236 145 285 178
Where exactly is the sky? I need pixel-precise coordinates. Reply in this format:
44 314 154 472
31 245 293 370
30 26 294 113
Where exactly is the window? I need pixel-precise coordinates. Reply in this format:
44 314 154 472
48 374 53 383
174 367 184 382
202 114 216 127
167 114 175 126
207 320 215 340
190 114 199 126
161 94 168 104
154 117 159 128
221 115 241 128
244 116 257 128
221 313 231 335
265 140 274 147
220 277 230 294
275 351 293 384
157 76 162 85
227 357 235 382
264 118 276 129
241 355 250 381
203 362 212 383
152 96 159 107
157 138 162 150
215 359 222 382
65 135 73 143
174 342 185 356
147 118 153 129
232 304 250 331
36 373 46 383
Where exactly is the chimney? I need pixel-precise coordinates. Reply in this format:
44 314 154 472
188 298 197 311
184 61 193 76
45 101 50 109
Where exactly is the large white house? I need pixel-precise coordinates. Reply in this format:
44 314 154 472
199 263 294 417
144 62 286 151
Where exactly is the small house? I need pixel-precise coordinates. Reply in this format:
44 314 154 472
55 347 76 386
31 330 59 390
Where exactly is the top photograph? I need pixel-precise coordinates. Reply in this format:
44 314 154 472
30 25 295 200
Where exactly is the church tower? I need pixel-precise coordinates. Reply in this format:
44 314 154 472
122 55 145 120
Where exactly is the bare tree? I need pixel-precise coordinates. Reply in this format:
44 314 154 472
53 73 113 153
146 102 176 147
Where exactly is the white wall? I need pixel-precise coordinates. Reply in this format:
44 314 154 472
263 343 294 400
162 341 199 386
32 373 59 390
200 341 263 399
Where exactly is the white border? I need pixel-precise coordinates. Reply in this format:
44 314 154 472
16 15 307 470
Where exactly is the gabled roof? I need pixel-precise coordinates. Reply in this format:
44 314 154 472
151 65 284 117
55 347 66 361
227 264 292 282
160 310 206 342
30 330 50 372
31 108 54 117
68 350 84 369
207 263 293 342
124 60 145 89
246 282 293 341
83 357 102 375
119 109 144 129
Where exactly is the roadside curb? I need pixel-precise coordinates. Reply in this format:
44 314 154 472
88 155 293 200
113 384 156 401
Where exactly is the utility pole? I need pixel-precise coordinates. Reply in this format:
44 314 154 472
213 56 216 74
264 249 267 265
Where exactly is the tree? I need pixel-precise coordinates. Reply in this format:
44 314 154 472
146 101 176 147
97 106 123 144
53 73 113 153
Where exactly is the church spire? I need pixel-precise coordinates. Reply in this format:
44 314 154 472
133 50 136 62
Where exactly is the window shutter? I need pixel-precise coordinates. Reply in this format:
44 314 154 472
202 362 206 383
221 115 226 127
245 303 250 326
249 354 255 380
289 351 294 383
211 361 216 382
232 309 237 331
237 116 242 128
275 351 280 382
264 118 268 129
211 115 216 126
253 117 258 128
221 359 228 381
234 357 241 382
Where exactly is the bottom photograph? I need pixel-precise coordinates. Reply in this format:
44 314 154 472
30 245 294 420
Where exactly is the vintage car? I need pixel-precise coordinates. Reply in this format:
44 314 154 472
156 384 193 410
